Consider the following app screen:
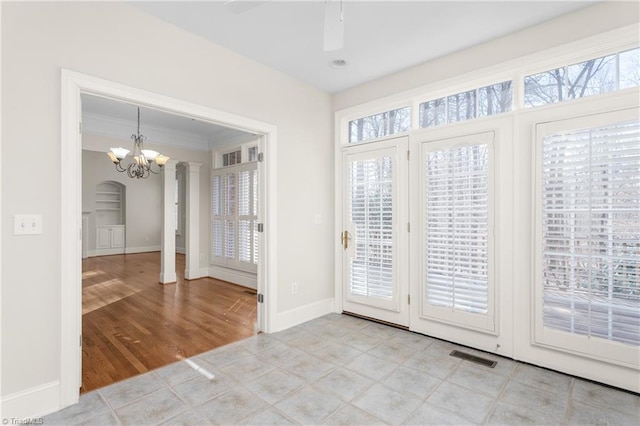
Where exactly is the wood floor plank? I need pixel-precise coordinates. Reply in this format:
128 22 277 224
81 252 256 393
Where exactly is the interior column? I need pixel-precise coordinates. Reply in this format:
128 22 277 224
160 159 178 284
184 161 203 280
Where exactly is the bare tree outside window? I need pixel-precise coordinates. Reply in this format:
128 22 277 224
349 107 410 143
525 48 639 108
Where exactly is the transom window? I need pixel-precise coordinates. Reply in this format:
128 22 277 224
349 106 410 143
222 149 242 167
419 81 513 129
525 47 639 108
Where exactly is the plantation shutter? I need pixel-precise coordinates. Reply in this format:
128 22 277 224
541 120 640 345
211 162 258 272
349 156 394 300
211 175 223 258
424 142 490 316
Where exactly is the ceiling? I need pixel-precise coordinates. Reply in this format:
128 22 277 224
85 1 596 149
82 94 257 151
132 0 596 93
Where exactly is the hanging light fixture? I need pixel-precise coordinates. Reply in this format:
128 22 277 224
107 107 170 179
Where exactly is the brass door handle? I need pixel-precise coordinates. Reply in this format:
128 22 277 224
341 230 350 250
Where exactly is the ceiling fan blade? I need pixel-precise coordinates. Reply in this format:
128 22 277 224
323 0 344 51
225 0 269 15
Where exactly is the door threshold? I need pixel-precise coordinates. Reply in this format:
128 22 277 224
342 311 409 331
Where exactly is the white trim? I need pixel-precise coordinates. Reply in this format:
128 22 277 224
336 24 639 139
90 248 124 257
184 269 203 280
209 265 257 289
0 4 3 419
184 161 202 282
87 245 161 257
0 381 60 419
176 247 186 255
60 69 278 414
271 298 335 332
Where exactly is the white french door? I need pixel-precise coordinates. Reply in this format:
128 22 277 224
532 108 640 368
342 137 409 326
409 128 505 353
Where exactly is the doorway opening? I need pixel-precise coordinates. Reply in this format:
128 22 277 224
79 94 263 392
61 70 277 407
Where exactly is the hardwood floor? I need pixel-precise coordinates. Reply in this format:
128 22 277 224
81 252 257 393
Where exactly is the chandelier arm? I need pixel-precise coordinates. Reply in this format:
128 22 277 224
107 106 167 179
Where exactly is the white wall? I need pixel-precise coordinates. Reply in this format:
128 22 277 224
83 150 161 254
1 0 333 404
82 135 208 256
332 2 640 111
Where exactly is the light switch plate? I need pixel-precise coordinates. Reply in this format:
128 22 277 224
14 214 43 235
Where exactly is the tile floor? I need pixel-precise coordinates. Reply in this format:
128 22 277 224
44 314 640 425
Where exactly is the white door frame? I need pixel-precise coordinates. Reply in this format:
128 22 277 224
339 136 410 326
60 69 278 408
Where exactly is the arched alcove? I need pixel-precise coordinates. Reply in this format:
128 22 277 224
95 181 126 226
95 181 126 254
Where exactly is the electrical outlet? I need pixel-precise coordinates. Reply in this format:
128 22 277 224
291 282 298 295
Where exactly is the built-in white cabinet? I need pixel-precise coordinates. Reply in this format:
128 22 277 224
96 225 125 254
92 181 126 256
95 181 125 227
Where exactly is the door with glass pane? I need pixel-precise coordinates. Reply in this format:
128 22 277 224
410 131 500 350
342 137 409 326
533 108 639 368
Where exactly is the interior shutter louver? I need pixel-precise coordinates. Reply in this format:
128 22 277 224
541 120 640 346
349 156 394 299
211 162 258 273
425 143 489 314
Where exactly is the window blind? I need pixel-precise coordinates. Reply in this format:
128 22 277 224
541 121 640 346
211 163 258 272
349 156 394 299
425 144 489 314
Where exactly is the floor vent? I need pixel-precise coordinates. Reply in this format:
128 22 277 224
450 350 497 368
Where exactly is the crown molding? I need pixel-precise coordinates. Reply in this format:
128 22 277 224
82 112 209 152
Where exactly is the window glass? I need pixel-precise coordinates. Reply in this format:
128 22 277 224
541 120 640 345
567 54 616 99
425 143 489 313
349 107 410 143
525 48 639 108
248 146 258 162
389 107 411 135
524 67 565 107
419 81 512 129
478 81 513 117
619 48 640 89
447 90 476 123
419 98 446 128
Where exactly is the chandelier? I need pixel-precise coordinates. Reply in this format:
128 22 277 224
106 107 170 179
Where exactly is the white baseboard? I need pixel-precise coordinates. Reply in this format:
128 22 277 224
271 298 335 332
88 248 124 257
209 265 257 289
184 268 208 280
0 380 60 419
159 272 177 284
88 245 160 257
176 247 186 255
125 245 160 254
